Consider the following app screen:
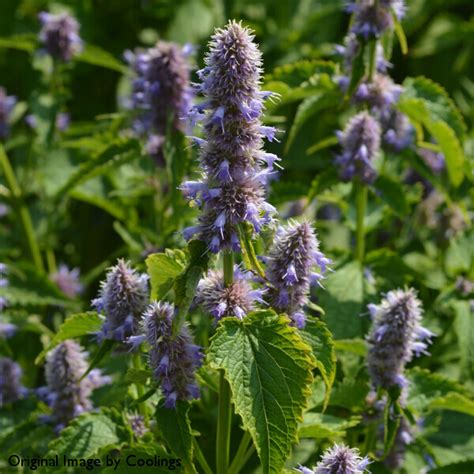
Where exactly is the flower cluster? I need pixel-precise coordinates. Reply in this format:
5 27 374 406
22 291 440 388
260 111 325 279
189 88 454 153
335 111 381 184
92 259 149 343
0 263 8 311
196 266 264 321
0 87 16 140
128 413 148 438
125 41 193 165
141 301 202 408
39 340 110 430
298 443 370 474
181 20 278 253
0 357 26 406
265 222 330 328
347 0 406 39
367 288 434 390
50 264 83 298
38 12 82 62
26 112 70 132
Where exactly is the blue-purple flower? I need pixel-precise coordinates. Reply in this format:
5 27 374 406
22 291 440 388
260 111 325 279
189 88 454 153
367 288 434 390
196 266 264 321
382 110 414 152
92 259 149 343
354 74 403 114
0 263 9 311
335 111 381 184
347 0 406 39
39 340 110 430
0 357 26 406
141 301 202 408
128 413 148 438
180 21 278 253
38 12 82 62
298 443 370 473
265 222 330 328
50 264 83 298
0 87 17 140
125 41 193 164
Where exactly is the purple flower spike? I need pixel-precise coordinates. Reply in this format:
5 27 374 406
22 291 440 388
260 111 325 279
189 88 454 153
50 264 83 298
40 340 110 429
265 222 330 328
92 259 149 343
196 265 263 322
0 357 26 406
382 110 414 152
335 111 381 184
141 301 202 408
354 74 403 113
298 443 370 473
125 41 192 164
38 12 82 62
180 21 278 253
367 288 433 391
0 87 17 140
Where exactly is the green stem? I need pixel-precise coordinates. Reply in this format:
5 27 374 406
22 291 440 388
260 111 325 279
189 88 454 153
193 438 213 474
132 352 149 423
355 181 368 263
229 431 252 474
368 39 377 82
0 145 44 272
46 249 57 275
216 251 234 474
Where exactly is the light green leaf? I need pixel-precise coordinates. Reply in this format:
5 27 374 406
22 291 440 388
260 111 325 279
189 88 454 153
35 311 103 363
207 310 315 474
47 412 120 458
155 401 196 473
0 34 37 51
451 300 474 380
334 338 368 356
430 393 474 417
146 250 187 300
318 261 365 339
391 10 408 54
76 44 127 73
299 413 361 439
301 318 336 410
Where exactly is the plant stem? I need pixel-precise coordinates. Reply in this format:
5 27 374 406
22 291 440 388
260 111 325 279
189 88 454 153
193 438 213 474
0 145 44 272
229 431 252 474
216 251 234 474
132 352 149 423
368 39 377 82
355 181 368 263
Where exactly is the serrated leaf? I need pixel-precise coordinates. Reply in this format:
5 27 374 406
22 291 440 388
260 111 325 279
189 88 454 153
146 250 187 300
301 318 336 410
299 413 361 439
238 222 265 278
285 92 340 152
207 310 315 474
35 312 102 363
155 401 196 473
76 44 127 73
318 261 365 339
47 412 120 458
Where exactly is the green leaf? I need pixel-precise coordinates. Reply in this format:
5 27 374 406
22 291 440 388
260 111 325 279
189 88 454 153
375 175 409 216
451 300 474 380
81 340 116 381
318 261 366 339
429 461 474 474
306 136 339 156
299 413 361 439
285 92 340 152
430 392 474 417
146 250 187 300
155 401 196 473
0 34 37 51
334 338 368 356
238 222 266 278
301 318 336 410
346 42 365 98
391 10 408 54
207 310 315 474
35 312 103 364
47 412 120 458
76 44 127 73
125 368 152 385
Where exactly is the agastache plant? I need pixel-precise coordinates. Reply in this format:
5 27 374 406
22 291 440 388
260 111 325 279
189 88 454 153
92 259 149 343
298 443 370 474
125 41 193 165
367 288 433 390
0 357 26 406
0 87 16 140
181 20 278 253
140 301 202 408
40 340 110 430
265 222 330 328
38 12 82 62
50 264 83 298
